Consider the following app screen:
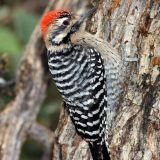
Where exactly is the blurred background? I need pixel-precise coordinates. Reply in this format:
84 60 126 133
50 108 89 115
0 0 62 159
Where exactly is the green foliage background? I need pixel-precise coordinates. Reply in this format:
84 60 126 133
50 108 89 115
0 0 61 159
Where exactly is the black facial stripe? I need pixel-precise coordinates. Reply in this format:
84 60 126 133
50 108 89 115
50 24 71 45
50 32 70 46
50 17 72 45
53 26 66 36
50 25 66 45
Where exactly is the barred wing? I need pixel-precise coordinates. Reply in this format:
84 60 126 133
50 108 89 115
71 32 124 131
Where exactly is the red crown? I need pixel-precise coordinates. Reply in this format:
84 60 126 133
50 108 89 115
40 9 71 38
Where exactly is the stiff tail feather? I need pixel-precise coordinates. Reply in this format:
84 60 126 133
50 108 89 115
88 142 110 160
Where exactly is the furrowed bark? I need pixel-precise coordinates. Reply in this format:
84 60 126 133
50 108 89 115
53 0 160 160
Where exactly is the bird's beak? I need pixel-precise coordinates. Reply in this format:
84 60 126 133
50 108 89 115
78 7 97 26
70 7 97 33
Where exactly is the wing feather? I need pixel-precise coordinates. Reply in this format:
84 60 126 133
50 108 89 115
71 32 124 128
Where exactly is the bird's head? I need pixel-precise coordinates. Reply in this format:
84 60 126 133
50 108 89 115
40 8 96 47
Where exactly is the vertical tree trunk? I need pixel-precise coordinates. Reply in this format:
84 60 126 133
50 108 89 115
52 0 160 160
0 1 57 159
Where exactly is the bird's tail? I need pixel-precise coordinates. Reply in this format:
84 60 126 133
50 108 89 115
88 142 110 160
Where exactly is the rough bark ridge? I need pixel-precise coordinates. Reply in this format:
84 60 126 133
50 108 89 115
0 0 159 160
53 0 160 160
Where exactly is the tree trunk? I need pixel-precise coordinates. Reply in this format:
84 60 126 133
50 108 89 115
0 1 56 159
0 0 159 160
52 0 160 160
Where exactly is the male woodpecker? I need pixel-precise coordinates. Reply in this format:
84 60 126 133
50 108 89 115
40 8 123 160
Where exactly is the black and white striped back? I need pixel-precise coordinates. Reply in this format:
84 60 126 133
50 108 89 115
47 45 107 144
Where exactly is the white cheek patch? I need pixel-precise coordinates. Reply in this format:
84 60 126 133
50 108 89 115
52 17 69 44
53 33 67 44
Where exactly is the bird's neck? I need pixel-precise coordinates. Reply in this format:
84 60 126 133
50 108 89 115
47 43 72 53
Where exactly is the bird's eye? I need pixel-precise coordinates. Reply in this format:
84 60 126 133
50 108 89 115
63 20 69 26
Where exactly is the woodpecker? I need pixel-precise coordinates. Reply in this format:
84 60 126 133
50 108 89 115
40 8 123 160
